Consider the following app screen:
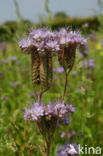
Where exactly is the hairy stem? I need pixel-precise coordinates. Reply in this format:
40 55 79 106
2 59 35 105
62 73 68 102
46 141 50 156
38 91 43 105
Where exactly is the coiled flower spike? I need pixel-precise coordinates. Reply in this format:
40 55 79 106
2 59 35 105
57 28 87 72
19 28 60 102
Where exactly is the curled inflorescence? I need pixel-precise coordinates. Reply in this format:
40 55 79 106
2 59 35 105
19 28 87 55
57 28 87 47
19 28 59 54
24 102 75 121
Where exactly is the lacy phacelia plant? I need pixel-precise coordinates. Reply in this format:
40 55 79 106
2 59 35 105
19 28 87 156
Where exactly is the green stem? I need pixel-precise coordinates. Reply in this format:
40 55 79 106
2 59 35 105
62 73 68 102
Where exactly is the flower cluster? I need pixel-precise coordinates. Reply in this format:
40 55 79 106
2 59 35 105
57 28 87 47
19 28 87 55
56 144 78 156
24 102 75 121
19 28 59 54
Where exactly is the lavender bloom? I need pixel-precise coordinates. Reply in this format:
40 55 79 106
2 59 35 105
46 41 60 52
19 28 87 56
24 102 75 121
10 82 20 87
11 56 17 62
53 67 64 73
19 28 59 54
19 38 33 53
62 114 71 125
24 101 75 142
88 59 95 69
82 59 95 69
60 132 66 138
57 29 87 47
57 144 78 156
61 131 76 139
68 131 76 139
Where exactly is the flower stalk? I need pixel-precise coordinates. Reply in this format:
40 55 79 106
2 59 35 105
62 73 68 102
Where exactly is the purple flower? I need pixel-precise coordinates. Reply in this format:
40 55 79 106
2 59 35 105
10 82 20 87
19 28 87 56
24 101 75 121
46 41 60 51
68 131 76 139
19 28 60 54
60 132 66 138
57 29 87 47
62 114 71 125
53 67 64 73
57 144 78 156
19 38 33 53
88 59 95 68
11 56 17 62
82 59 95 69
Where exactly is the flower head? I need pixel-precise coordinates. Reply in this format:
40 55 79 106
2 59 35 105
57 144 78 156
24 101 75 121
57 29 87 47
19 28 59 54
